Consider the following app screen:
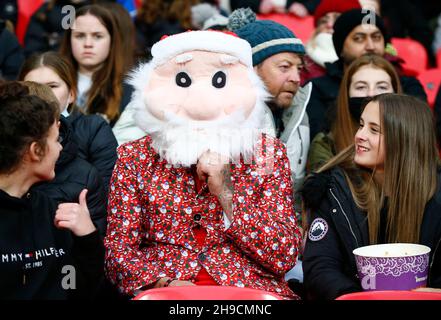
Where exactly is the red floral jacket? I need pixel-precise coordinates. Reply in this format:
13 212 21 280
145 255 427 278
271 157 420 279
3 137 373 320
104 135 302 298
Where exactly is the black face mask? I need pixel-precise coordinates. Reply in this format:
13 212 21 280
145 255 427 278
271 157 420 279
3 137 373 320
348 97 372 122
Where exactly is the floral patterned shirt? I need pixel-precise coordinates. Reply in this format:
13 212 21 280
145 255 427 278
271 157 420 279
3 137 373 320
104 134 302 298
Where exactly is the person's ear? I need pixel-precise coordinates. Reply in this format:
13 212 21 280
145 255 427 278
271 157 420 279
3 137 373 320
68 90 75 105
29 141 45 162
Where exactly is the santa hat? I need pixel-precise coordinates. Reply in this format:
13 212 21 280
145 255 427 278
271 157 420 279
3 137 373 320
313 0 361 26
150 30 253 68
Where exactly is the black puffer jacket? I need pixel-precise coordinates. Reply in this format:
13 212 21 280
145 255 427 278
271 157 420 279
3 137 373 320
306 59 428 141
66 111 117 195
301 167 441 300
32 117 107 237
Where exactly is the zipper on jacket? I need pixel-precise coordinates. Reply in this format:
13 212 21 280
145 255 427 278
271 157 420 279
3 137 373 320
329 188 359 247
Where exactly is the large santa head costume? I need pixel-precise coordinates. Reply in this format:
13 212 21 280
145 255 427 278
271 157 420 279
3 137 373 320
128 30 270 166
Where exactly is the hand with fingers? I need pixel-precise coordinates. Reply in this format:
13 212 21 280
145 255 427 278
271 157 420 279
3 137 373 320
196 151 233 220
55 189 96 237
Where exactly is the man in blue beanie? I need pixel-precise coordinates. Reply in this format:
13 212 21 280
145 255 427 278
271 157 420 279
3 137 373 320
305 8 427 141
233 12 311 298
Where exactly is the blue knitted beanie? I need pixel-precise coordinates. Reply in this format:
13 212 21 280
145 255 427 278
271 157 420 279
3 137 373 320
234 20 305 66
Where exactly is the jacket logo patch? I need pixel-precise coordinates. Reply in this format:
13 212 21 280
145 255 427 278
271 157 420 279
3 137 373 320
308 218 328 241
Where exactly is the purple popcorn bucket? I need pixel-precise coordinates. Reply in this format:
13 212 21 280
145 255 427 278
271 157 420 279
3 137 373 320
353 243 431 291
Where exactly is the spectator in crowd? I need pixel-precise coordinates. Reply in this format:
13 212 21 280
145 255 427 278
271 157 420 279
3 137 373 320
230 0 320 17
60 4 133 127
0 18 24 80
0 81 104 299
301 93 441 300
23 81 108 237
301 0 361 85
307 54 401 172
306 9 427 142
104 30 302 299
23 0 96 57
231 8 310 220
19 51 118 196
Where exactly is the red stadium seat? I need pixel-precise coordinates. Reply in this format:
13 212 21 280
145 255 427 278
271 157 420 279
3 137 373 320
134 285 285 300
391 37 428 75
336 290 441 300
417 68 441 109
257 13 315 44
15 0 44 45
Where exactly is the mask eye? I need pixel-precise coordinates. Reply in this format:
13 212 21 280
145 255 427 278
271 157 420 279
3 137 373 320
212 71 226 88
175 72 191 88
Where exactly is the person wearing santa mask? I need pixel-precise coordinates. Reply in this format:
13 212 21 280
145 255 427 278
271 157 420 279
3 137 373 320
104 30 302 299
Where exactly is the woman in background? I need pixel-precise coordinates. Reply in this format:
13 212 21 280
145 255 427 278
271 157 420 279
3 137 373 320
60 4 132 126
307 54 402 172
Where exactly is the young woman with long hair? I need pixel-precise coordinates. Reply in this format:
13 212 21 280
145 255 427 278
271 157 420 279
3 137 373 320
19 51 117 195
60 4 132 126
308 54 402 172
301 93 441 299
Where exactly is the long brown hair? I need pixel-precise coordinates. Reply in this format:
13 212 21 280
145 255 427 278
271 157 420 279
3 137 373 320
319 93 439 244
100 2 135 72
332 54 402 154
18 51 78 113
60 4 124 123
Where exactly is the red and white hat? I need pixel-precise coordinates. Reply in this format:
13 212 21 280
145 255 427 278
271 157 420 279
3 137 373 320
150 30 253 68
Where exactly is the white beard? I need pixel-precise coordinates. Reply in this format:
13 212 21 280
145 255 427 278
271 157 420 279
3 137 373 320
133 98 268 167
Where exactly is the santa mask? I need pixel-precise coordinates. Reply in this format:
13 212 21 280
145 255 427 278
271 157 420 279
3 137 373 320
128 31 270 166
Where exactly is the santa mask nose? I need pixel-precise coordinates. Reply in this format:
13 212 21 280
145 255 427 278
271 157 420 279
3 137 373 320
181 83 222 121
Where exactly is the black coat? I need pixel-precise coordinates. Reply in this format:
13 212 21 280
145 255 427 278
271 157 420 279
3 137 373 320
67 111 118 195
0 20 24 80
306 59 428 141
0 188 104 300
32 117 107 237
301 167 441 300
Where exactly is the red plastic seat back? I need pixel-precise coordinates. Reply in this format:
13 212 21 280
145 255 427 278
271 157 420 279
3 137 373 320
256 13 314 44
134 285 284 300
391 37 428 75
336 290 441 300
417 68 441 109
